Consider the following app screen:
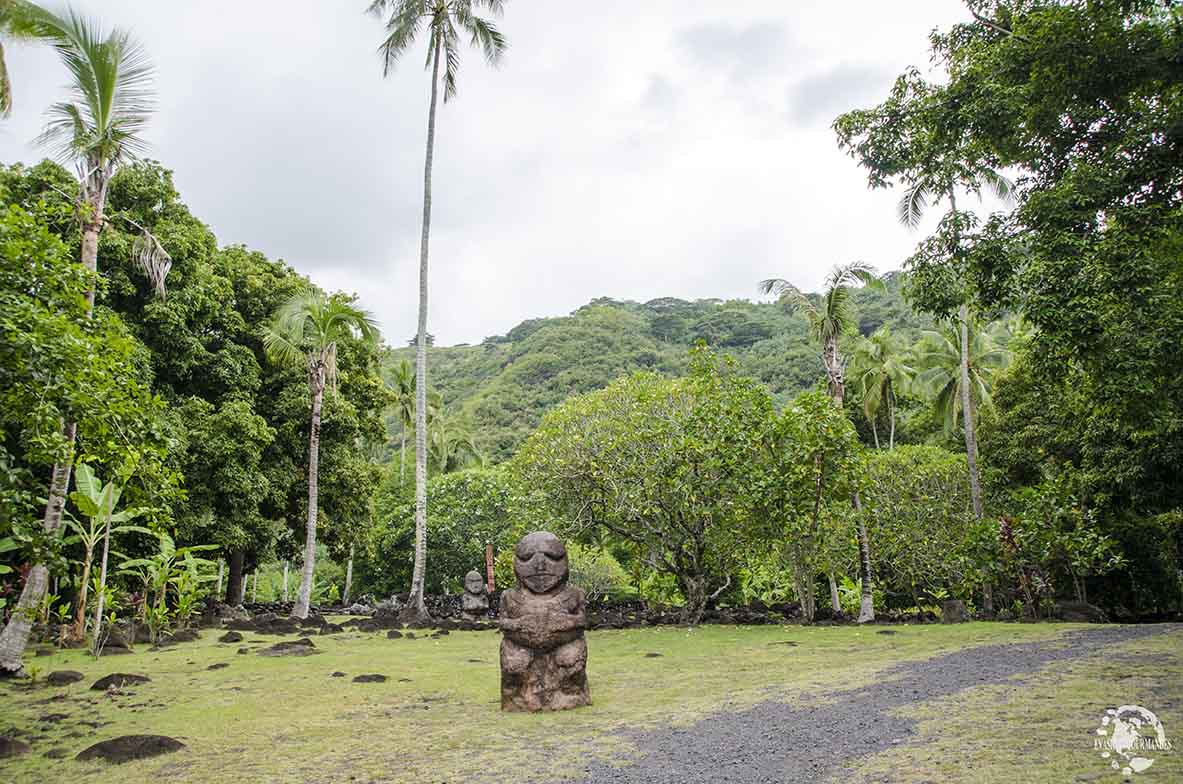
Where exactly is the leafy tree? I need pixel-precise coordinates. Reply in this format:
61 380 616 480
368 0 508 624
861 446 981 607
0 7 163 668
849 326 914 449
0 202 170 673
917 1 1183 533
364 466 526 597
750 391 864 621
759 262 881 622
514 348 772 623
263 289 378 619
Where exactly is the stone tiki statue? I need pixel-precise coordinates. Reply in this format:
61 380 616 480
498 532 591 712
460 569 489 621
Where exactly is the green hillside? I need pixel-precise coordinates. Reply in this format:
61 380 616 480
389 273 930 462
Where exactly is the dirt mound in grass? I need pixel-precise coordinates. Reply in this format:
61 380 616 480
75 734 185 763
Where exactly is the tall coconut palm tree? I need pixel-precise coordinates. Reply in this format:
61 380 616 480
263 289 378 619
760 262 881 623
0 5 159 675
850 326 914 449
367 0 508 625
915 320 1012 437
898 177 1012 527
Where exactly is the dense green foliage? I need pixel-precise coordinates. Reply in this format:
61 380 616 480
1 159 385 637
395 279 931 462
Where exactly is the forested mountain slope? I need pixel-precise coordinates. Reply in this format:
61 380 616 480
388 273 931 462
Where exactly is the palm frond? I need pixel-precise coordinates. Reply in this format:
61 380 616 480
26 6 154 171
441 19 461 101
372 0 425 77
897 181 930 228
457 7 506 66
981 168 1015 205
829 260 879 290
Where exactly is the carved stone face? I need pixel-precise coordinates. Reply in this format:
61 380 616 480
513 532 569 595
464 570 486 595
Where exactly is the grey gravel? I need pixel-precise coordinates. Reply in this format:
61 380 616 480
546 624 1180 784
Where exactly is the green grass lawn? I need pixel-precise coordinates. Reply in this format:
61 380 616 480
847 628 1183 784
1 622 1176 783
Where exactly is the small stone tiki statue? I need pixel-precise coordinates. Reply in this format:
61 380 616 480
460 569 489 621
498 532 591 712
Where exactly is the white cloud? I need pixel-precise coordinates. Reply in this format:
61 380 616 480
0 0 972 345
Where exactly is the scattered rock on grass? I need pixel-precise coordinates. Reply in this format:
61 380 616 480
386 630 403 639
75 734 185 763
43 747 69 759
352 674 387 683
877 630 898 636
237 647 250 655
218 631 243 643
46 670 85 686
0 736 32 757
331 671 346 678
257 638 318 657
644 652 664 658
207 663 229 671
91 673 150 691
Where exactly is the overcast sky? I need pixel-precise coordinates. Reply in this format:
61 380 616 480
1 1 972 346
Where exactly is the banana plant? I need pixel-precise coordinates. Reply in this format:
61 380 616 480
119 532 218 641
67 463 150 649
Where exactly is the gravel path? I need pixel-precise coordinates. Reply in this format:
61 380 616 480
548 623 1181 784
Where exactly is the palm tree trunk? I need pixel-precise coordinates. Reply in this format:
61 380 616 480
828 573 841 613
871 420 880 450
404 35 442 626
216 560 224 602
888 390 896 450
282 561 289 602
343 546 354 607
853 492 875 623
292 367 325 619
91 504 113 654
959 302 985 521
251 571 258 603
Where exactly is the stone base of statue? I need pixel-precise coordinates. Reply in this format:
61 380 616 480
498 532 591 712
